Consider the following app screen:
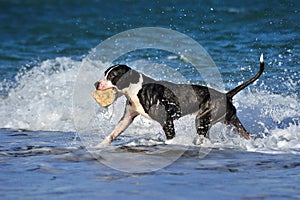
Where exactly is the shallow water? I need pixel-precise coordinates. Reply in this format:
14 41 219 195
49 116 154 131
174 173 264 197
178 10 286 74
1 129 300 199
0 0 299 199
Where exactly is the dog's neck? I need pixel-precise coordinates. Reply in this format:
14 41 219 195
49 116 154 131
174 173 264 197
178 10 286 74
121 74 143 97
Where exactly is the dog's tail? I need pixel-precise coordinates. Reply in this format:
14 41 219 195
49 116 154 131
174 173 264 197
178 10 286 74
227 54 264 99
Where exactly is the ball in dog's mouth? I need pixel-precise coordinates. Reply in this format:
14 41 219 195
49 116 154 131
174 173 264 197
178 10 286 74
92 88 117 108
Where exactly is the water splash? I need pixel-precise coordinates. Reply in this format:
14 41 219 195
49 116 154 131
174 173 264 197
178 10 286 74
0 57 80 131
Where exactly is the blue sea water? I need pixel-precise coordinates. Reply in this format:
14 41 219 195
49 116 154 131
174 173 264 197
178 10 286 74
0 0 299 199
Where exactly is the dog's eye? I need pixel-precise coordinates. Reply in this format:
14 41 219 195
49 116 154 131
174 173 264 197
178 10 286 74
107 73 115 80
105 73 117 85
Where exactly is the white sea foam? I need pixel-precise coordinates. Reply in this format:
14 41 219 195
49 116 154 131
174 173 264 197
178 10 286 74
0 57 299 155
0 57 80 131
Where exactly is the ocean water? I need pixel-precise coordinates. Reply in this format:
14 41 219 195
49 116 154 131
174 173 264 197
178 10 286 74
0 0 299 199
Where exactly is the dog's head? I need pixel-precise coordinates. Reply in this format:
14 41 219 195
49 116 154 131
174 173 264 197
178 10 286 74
94 64 141 92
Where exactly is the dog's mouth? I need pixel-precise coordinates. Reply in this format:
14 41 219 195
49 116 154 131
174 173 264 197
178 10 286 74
97 87 116 91
93 80 118 108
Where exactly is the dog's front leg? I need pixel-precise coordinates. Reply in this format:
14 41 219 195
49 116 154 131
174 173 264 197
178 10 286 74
96 103 139 147
195 111 211 138
162 119 176 140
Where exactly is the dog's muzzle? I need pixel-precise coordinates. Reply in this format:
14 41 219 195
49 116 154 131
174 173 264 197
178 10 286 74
94 79 115 90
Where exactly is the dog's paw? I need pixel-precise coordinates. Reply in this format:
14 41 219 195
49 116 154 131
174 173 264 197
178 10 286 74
95 137 112 148
193 135 211 145
164 138 175 145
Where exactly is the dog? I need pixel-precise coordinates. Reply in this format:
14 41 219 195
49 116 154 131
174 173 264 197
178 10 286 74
94 54 264 146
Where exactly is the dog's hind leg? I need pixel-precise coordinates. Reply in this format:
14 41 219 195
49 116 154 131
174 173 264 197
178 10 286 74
229 115 251 139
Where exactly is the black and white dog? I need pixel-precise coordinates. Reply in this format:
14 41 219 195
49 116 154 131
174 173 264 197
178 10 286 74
94 55 264 146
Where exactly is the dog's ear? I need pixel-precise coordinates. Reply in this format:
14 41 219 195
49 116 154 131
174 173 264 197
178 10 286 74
105 65 140 90
115 67 140 90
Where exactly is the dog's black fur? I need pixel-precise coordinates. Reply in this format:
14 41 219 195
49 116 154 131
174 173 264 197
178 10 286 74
94 55 264 145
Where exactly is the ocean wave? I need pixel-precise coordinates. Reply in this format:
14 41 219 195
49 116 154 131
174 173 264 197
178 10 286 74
0 57 80 132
